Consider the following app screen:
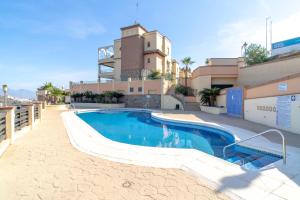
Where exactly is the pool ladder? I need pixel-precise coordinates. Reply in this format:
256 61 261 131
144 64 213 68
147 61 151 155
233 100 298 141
223 129 286 165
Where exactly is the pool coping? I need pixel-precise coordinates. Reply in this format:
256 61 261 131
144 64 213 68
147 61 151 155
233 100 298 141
61 108 300 200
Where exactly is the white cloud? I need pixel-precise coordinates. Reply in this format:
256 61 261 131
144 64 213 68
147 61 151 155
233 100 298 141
272 12 300 42
215 11 300 57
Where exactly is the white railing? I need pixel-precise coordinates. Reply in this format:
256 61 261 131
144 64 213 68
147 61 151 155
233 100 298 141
223 129 286 164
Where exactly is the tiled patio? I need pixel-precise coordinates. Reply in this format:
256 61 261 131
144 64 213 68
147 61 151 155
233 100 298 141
0 106 230 200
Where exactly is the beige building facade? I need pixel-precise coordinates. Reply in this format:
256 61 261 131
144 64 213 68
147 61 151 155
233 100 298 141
98 24 179 83
190 58 239 101
237 53 300 87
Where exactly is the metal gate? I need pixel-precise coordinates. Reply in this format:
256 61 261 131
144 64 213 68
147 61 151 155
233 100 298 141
226 87 244 118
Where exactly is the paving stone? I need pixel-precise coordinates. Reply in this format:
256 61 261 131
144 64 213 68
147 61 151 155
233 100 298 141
0 107 230 200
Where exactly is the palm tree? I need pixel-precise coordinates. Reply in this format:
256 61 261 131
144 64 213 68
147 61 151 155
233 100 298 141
198 87 221 107
181 57 195 87
39 82 65 104
40 82 54 91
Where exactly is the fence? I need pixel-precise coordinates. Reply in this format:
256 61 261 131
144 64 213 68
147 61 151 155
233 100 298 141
0 102 44 157
14 106 29 131
0 112 6 143
70 79 164 96
34 104 39 121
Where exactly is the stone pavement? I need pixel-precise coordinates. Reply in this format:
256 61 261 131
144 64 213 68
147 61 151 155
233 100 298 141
0 107 230 200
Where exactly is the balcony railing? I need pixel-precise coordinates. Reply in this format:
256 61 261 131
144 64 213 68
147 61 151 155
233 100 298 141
0 112 6 142
34 104 39 121
15 106 29 131
98 45 114 60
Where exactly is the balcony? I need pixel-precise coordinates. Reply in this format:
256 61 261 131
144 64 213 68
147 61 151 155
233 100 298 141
98 65 114 80
98 45 115 67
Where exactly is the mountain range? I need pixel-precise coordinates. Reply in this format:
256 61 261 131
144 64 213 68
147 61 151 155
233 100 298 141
0 89 36 100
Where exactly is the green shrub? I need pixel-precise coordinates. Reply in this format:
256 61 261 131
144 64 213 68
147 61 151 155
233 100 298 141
175 85 193 96
245 43 268 65
72 91 125 103
165 73 174 81
147 70 161 80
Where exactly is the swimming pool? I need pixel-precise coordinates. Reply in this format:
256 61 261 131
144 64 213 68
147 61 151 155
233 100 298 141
77 110 282 170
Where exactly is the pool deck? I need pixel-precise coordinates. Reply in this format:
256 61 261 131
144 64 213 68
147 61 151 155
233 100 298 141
162 110 300 148
0 106 230 200
63 108 300 200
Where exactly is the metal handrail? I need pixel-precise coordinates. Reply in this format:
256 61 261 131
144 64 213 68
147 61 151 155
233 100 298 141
223 129 286 164
69 104 79 114
69 104 76 110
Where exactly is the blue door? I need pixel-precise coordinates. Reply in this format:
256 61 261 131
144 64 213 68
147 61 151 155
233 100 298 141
226 87 243 118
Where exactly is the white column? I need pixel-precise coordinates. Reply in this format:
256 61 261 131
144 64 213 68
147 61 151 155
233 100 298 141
142 77 146 95
3 107 15 144
127 77 131 94
160 76 165 109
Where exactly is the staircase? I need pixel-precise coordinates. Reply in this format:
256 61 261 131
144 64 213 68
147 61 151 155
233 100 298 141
224 145 282 170
183 102 201 111
166 86 200 111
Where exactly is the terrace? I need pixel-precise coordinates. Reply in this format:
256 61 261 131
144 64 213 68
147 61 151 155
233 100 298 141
0 105 300 200
98 45 115 82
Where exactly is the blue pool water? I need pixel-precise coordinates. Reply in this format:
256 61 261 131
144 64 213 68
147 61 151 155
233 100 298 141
77 110 282 170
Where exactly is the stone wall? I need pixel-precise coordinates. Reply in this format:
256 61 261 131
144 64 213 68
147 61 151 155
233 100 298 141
122 95 161 109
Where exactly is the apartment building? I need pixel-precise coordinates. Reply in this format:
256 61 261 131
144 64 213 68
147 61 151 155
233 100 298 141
98 24 179 82
191 58 239 95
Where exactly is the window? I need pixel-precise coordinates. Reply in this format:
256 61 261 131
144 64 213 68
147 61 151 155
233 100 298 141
129 87 134 93
147 58 150 63
138 87 143 92
147 41 151 47
167 47 169 55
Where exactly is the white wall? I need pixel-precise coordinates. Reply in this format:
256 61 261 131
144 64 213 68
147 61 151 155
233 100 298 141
161 95 183 110
244 94 300 134
191 75 211 102
216 94 226 108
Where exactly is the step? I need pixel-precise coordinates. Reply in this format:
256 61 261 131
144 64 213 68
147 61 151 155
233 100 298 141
243 154 282 169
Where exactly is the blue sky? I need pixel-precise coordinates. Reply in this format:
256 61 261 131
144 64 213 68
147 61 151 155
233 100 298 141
1 0 300 90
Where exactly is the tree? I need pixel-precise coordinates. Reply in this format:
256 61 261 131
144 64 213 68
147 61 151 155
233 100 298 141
39 82 65 104
205 58 209 65
244 43 268 65
198 87 221 107
40 82 54 91
147 70 161 80
181 57 195 87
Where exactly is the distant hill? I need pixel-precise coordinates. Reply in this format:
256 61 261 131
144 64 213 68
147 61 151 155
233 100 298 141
0 89 36 100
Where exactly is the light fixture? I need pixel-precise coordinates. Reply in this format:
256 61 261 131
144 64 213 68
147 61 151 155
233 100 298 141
2 84 8 107
2 84 8 93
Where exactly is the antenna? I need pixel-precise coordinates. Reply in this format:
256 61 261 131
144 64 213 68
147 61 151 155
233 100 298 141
134 0 139 24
